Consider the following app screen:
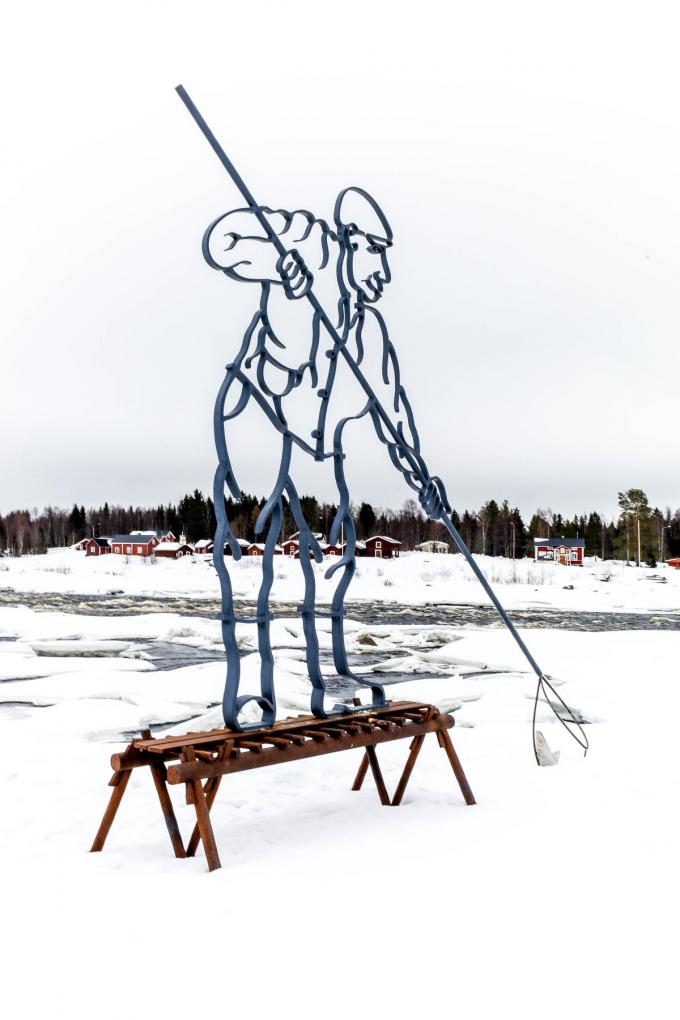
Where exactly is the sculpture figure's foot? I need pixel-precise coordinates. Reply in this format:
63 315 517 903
223 693 276 732
310 672 388 719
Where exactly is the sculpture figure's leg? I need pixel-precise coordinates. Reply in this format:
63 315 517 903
220 435 292 730
213 373 249 729
325 412 387 709
283 478 331 717
213 367 280 731
250 495 282 722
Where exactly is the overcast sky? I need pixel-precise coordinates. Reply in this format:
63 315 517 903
2 1 679 520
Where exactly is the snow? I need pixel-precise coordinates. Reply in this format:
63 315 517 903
4 547 680 614
1 566 679 1017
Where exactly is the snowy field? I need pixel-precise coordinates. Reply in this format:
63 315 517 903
1 577 679 1018
3 546 680 613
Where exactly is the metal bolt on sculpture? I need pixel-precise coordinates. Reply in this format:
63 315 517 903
176 85 588 762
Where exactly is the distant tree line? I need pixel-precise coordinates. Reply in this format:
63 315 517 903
0 487 675 565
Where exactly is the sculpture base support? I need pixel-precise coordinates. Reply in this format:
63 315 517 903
90 701 475 873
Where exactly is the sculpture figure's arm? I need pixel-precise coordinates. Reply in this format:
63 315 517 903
203 206 335 296
359 306 452 519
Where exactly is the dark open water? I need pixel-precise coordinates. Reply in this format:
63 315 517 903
2 588 679 632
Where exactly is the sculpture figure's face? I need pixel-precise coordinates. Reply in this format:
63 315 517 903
334 188 394 304
344 226 392 303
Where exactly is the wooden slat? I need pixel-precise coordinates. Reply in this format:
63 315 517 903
166 713 453 785
299 729 328 742
110 703 449 773
130 701 433 753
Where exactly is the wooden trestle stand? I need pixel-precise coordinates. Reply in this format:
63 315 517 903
91 701 475 872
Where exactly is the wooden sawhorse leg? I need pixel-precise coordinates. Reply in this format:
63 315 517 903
91 729 188 861
90 768 132 852
437 728 476 805
141 728 186 859
149 761 186 858
352 727 476 808
393 729 476 806
392 734 426 806
184 743 231 858
182 746 222 871
351 752 369 791
351 747 391 806
90 762 187 859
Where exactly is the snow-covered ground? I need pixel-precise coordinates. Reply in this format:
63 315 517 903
1 594 679 1017
3 546 680 613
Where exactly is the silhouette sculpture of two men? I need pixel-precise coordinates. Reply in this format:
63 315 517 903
204 187 447 731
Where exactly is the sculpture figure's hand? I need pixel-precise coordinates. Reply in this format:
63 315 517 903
418 476 451 520
276 249 313 300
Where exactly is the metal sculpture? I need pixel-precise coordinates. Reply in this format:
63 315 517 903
177 85 588 760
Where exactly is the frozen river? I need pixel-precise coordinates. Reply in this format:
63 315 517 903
3 587 678 731
2 588 680 632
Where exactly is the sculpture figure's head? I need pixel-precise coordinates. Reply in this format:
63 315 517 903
334 188 393 304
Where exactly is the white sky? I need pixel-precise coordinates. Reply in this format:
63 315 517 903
2 1 679 520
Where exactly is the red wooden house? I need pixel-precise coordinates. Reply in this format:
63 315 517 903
281 539 342 558
667 558 680 570
282 539 305 557
132 530 176 543
194 539 214 555
365 536 401 559
110 535 159 557
84 538 111 556
224 538 251 556
247 543 283 556
533 537 584 566
154 542 193 559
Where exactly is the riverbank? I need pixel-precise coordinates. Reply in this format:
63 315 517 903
3 547 680 614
